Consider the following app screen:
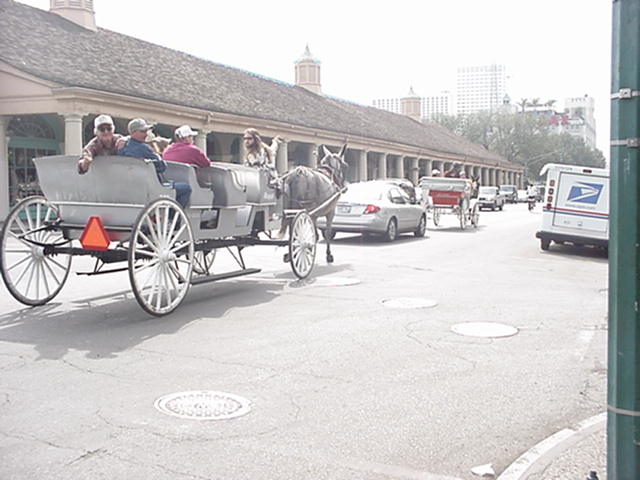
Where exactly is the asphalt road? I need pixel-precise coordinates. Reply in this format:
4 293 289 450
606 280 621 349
0 202 608 480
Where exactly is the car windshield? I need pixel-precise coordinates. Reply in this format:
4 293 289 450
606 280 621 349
341 183 385 202
479 187 496 194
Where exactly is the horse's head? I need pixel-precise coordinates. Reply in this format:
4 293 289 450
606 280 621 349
320 144 348 188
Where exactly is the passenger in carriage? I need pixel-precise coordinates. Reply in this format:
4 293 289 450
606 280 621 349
162 125 211 167
444 163 462 178
77 114 126 174
117 118 191 209
145 131 170 156
242 128 284 186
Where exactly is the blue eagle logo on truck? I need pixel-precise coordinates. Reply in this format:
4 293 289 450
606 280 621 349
567 182 604 204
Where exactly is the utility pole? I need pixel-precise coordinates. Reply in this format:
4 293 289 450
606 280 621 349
609 0 640 478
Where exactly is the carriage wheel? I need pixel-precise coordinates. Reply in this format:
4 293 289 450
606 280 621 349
0 196 72 306
432 208 440 227
459 208 467 229
192 249 217 276
128 198 194 316
289 211 317 279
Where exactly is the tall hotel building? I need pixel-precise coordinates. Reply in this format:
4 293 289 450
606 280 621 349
455 64 507 115
372 89 453 120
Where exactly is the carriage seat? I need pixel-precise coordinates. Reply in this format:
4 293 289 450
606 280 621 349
162 161 213 207
32 155 175 227
196 162 276 206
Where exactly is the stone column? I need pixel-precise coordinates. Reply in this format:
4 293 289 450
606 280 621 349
358 150 367 182
276 140 288 174
410 158 419 184
63 113 83 155
378 153 387 179
396 156 404 179
308 143 318 168
195 131 208 155
0 116 9 218
424 159 432 177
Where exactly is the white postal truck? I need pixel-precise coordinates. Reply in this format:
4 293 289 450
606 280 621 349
535 163 609 251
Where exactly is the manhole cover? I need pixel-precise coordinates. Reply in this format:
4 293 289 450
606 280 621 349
382 298 438 309
154 391 251 420
313 277 361 287
451 322 518 338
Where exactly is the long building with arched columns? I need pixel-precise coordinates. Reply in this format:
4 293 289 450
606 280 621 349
0 0 523 219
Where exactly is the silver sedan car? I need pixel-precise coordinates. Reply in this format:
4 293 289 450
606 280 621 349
317 180 427 241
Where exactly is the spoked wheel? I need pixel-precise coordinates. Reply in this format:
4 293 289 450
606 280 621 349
0 196 72 306
128 198 194 316
432 208 440 227
289 211 317 279
459 199 469 229
192 249 217 276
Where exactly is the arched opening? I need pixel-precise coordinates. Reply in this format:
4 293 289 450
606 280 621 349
8 114 61 205
230 138 241 164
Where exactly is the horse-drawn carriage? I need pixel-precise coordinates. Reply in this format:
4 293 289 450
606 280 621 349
419 176 479 229
0 154 329 316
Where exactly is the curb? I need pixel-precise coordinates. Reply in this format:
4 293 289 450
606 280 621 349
497 412 606 480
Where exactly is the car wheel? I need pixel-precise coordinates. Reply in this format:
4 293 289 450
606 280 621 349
384 218 397 242
541 238 551 250
499 204 503 211
414 215 426 237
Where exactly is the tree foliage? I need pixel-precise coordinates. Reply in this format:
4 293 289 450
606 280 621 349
433 111 606 181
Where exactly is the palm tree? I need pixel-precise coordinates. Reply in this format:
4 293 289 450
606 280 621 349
518 98 528 112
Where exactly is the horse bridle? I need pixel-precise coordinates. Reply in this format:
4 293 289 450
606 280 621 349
318 156 345 188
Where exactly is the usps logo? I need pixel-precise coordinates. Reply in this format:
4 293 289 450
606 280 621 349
567 182 603 204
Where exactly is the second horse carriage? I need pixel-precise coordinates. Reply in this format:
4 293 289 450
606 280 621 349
419 176 479 229
0 152 343 316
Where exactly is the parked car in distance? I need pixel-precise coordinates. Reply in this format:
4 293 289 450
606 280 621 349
517 189 528 202
317 180 427 242
477 186 505 211
499 184 518 203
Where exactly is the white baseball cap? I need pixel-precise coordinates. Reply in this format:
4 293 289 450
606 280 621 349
94 114 114 129
175 125 198 138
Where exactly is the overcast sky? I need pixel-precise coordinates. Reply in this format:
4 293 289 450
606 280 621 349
20 0 613 158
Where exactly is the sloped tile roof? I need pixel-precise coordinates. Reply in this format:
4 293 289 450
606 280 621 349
0 0 516 168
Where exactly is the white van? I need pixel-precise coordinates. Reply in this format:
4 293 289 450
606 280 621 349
535 163 609 251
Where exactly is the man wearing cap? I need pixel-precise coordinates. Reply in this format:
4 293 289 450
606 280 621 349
78 114 126 174
162 125 210 167
117 118 164 163
118 118 191 209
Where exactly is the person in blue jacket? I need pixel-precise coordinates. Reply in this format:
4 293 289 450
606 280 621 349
118 118 191 209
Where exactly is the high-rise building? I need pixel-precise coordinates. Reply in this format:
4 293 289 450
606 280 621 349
563 95 596 149
372 90 452 120
455 64 506 115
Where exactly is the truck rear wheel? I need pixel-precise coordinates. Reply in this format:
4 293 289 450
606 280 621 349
540 238 551 251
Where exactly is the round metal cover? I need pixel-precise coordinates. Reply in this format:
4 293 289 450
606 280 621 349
451 322 518 338
154 391 251 420
314 276 361 287
382 298 438 309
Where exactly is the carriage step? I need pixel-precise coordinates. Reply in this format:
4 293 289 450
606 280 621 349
190 268 261 285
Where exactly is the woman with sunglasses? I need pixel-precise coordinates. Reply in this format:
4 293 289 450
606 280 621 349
77 114 126 174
